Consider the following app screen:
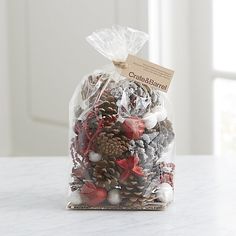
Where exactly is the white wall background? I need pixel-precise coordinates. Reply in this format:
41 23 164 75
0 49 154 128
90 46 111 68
5 0 150 156
158 0 192 155
0 0 11 156
0 0 213 156
151 0 213 155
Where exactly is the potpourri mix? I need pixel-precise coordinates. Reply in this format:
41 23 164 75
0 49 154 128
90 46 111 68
67 26 175 210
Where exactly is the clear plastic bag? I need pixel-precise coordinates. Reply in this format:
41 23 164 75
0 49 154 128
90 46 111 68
67 26 175 210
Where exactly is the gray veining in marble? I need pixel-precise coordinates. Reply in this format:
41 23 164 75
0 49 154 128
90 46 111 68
0 156 235 236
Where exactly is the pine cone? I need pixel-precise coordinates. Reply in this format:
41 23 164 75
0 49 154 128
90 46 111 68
70 175 84 192
126 118 175 201
70 166 85 192
119 161 173 208
82 72 118 120
81 73 109 101
120 175 158 207
96 90 118 124
130 118 175 163
92 157 120 190
111 80 160 117
150 119 175 145
95 131 129 157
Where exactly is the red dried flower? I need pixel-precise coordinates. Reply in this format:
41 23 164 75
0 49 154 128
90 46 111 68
73 110 105 157
159 162 175 187
160 173 174 187
73 121 90 157
116 156 144 182
122 117 145 140
80 182 107 206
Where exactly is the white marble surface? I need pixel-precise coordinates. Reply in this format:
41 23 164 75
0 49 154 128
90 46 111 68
0 156 235 236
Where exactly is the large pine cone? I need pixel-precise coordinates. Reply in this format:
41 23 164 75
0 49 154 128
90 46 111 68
120 175 158 207
94 123 130 157
82 72 118 124
111 80 160 117
119 156 163 207
120 160 175 207
92 157 120 190
130 118 175 163
86 89 118 127
95 90 118 123
95 131 129 157
150 119 175 146
81 73 110 101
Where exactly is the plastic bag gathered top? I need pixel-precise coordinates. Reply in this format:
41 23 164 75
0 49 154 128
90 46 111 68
67 26 175 210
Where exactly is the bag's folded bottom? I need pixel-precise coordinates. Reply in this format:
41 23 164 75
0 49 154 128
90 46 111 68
67 202 170 211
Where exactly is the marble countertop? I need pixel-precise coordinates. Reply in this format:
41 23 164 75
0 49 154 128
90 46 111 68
0 156 235 236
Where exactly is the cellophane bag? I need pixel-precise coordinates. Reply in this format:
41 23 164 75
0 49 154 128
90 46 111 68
67 26 175 210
